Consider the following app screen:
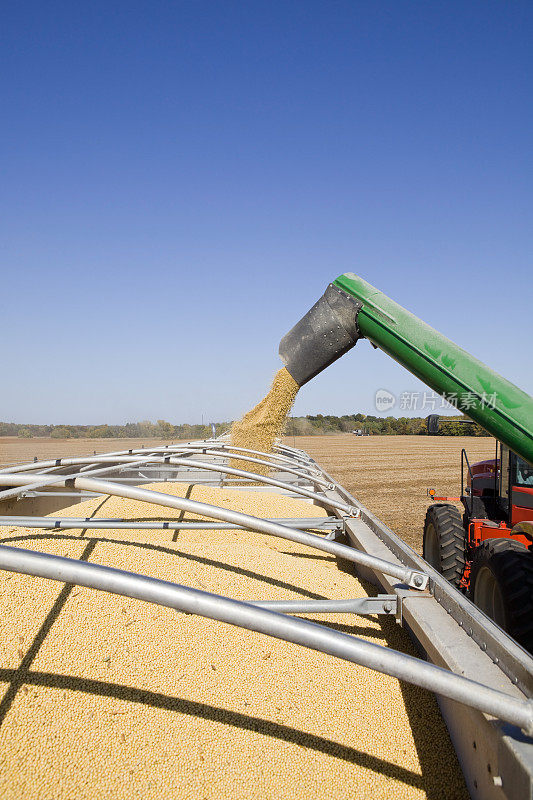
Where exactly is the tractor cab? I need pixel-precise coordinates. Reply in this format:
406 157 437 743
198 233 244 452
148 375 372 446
464 443 533 545
511 453 533 524
424 439 533 652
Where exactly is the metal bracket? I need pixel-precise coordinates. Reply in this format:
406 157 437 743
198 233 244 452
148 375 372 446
394 587 432 624
251 595 398 616
325 524 346 542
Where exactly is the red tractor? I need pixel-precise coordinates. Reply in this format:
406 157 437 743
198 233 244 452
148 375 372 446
423 440 533 652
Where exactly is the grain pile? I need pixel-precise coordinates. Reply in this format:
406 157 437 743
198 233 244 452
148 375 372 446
231 367 299 473
0 482 467 799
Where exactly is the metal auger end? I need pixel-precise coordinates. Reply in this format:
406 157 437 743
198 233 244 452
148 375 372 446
279 283 363 387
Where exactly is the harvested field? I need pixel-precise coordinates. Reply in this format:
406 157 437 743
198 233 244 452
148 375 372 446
282 434 496 553
0 481 467 799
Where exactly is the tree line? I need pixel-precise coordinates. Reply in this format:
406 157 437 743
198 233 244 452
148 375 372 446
0 414 485 439
0 420 232 440
285 414 485 436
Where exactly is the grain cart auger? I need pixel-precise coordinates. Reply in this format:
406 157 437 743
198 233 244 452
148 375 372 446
279 272 533 647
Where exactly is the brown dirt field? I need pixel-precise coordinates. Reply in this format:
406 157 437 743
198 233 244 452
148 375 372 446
283 434 496 554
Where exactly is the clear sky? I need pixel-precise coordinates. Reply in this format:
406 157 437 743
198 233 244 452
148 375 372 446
1 1 532 425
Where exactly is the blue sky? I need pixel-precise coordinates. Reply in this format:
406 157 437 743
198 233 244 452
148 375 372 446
1 1 532 425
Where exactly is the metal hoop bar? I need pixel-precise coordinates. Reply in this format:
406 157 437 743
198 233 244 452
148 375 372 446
0 459 153 503
169 449 329 486
160 457 346 512
75 477 428 589
0 456 346 514
0 544 529 735
15 450 329 489
273 444 314 461
0 444 315 487
193 443 309 467
0 447 192 476
0 474 427 589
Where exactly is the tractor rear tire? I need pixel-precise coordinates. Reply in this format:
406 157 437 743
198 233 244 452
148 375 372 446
469 538 533 653
423 504 466 587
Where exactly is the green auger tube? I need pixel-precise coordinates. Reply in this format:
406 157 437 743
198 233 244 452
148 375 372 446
279 273 533 465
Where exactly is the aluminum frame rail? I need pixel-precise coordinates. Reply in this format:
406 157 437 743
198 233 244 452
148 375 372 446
0 515 341 532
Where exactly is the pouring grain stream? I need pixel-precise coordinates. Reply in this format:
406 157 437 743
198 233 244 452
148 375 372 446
231 367 299 474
